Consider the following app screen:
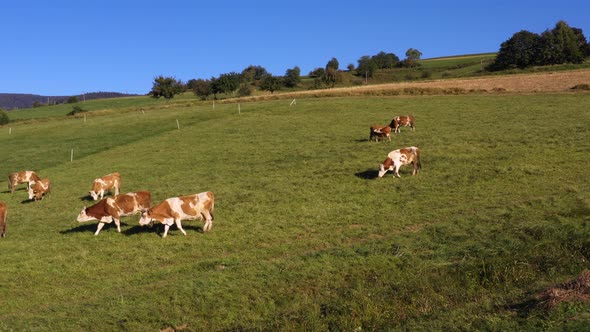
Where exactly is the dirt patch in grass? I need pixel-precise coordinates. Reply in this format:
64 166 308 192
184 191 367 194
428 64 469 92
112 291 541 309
225 70 590 104
538 270 590 309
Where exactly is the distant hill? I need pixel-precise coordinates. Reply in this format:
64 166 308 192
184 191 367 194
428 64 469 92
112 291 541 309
0 92 138 110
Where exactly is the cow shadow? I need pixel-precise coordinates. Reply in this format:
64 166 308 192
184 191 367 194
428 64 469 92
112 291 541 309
355 169 379 180
20 199 36 204
60 222 131 235
123 224 205 236
79 195 94 202
60 224 99 234
123 225 159 236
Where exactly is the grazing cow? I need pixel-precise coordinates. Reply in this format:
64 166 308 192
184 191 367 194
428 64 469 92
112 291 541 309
378 146 421 178
0 202 6 238
390 115 415 133
139 191 215 238
77 191 151 235
8 171 41 193
369 125 392 142
28 178 51 201
89 172 121 201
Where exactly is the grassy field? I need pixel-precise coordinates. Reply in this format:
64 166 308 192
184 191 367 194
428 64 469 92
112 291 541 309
0 93 589 331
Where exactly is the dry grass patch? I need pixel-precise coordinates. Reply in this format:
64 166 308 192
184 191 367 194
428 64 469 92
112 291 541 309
538 270 590 309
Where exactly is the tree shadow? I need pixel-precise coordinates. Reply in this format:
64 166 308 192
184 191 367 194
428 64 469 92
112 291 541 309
355 169 379 180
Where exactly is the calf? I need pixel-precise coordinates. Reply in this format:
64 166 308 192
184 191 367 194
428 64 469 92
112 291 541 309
139 191 214 238
8 171 41 193
390 115 415 133
89 172 121 201
0 202 6 238
28 178 51 201
77 191 151 235
369 125 392 142
378 146 421 178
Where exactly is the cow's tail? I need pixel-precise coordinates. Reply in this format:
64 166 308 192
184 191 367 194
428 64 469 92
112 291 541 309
414 147 422 171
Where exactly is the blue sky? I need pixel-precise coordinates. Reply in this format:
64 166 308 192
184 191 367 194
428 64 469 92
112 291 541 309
2 0 589 96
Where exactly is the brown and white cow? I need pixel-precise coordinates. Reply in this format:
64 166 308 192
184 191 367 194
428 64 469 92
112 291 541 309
390 115 415 133
28 178 51 201
0 202 6 238
378 146 421 178
369 125 392 142
138 191 215 238
77 191 151 235
89 172 121 201
8 171 41 193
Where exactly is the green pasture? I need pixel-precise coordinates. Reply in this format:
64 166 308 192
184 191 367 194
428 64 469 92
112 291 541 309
0 93 589 330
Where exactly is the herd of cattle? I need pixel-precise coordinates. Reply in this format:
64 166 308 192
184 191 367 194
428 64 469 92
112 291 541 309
0 171 214 238
371 115 422 178
0 114 418 239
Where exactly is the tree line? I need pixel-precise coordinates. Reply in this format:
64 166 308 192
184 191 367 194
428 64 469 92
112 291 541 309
149 48 423 100
488 20 590 71
150 20 590 100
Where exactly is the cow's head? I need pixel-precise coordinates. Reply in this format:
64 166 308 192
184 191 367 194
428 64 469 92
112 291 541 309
138 208 154 226
89 191 99 201
27 181 36 200
77 207 95 222
378 158 394 178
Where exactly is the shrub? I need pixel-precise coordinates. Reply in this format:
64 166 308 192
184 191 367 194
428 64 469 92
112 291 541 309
67 106 87 116
0 110 9 125
570 84 590 91
238 85 253 97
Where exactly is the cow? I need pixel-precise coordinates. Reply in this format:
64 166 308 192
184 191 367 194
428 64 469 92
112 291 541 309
138 191 215 238
8 171 41 193
77 191 152 235
378 146 421 178
0 202 6 238
89 172 121 201
390 115 415 133
28 178 51 201
369 125 392 142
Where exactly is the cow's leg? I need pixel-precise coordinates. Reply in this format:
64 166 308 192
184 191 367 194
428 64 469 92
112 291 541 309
202 212 213 232
95 222 106 235
162 224 170 238
114 218 121 233
114 185 119 196
394 165 401 178
175 219 187 236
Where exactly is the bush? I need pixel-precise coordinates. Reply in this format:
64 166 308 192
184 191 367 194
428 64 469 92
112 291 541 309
67 106 87 116
0 110 9 125
238 85 253 97
570 84 590 91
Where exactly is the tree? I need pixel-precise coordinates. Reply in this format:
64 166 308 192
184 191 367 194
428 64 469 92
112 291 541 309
404 48 423 67
212 72 241 96
67 96 79 104
489 30 541 70
241 65 268 84
259 75 283 94
309 67 325 78
0 110 9 125
356 55 377 79
191 79 212 100
283 66 301 88
326 57 339 71
545 21 585 64
372 51 399 69
150 76 184 100
572 27 590 57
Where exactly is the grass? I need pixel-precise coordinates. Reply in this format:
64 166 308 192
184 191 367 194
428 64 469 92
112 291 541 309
0 94 589 330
